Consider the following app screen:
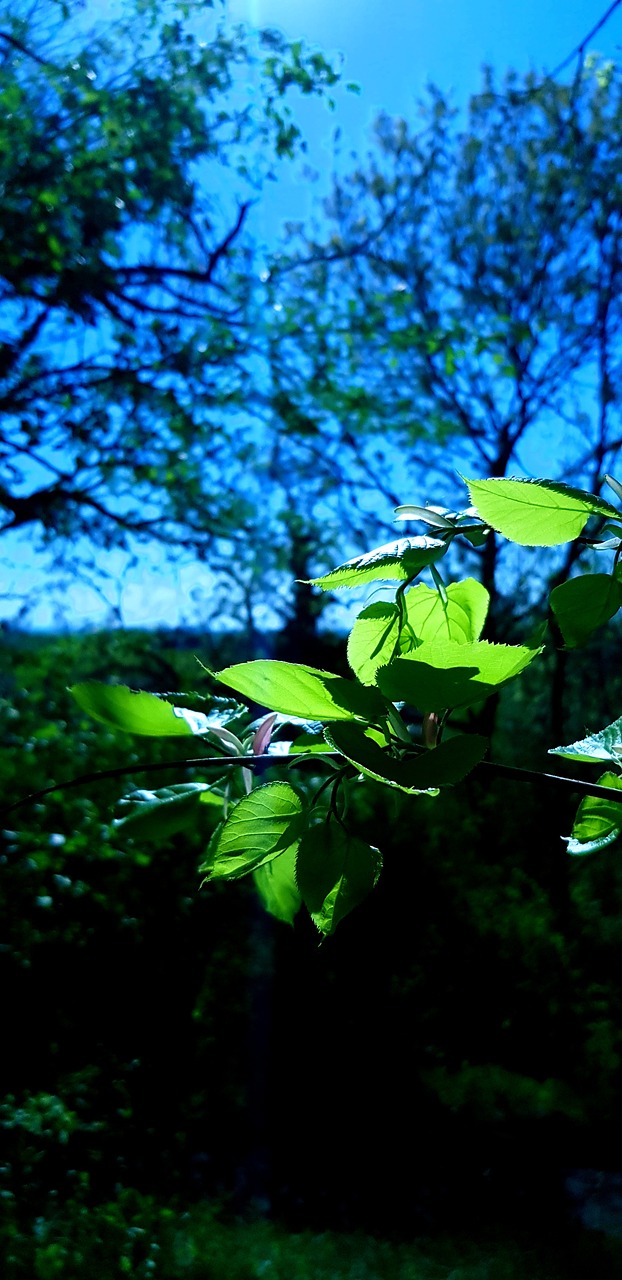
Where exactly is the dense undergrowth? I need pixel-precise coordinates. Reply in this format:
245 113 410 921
3 625 622 1274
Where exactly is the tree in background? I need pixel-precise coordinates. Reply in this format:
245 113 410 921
265 59 622 713
0 0 339 618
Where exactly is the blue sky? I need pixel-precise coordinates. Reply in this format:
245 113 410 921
228 0 622 232
5 0 622 628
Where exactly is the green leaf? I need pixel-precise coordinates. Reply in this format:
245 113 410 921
200 782 305 880
393 504 455 529
565 772 622 855
403 579 490 647
464 477 618 546
549 715 622 765
70 682 219 737
253 845 302 925
114 783 216 840
296 825 382 935
216 660 388 723
376 639 541 712
326 722 487 792
347 602 400 684
550 573 622 647
307 535 448 589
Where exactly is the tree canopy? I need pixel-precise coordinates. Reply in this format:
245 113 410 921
0 0 339 615
266 61 622 635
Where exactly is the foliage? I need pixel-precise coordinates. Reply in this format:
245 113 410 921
4 1189 622 1280
55 473 622 937
259 60 622 673
0 0 340 610
7 609 622 1239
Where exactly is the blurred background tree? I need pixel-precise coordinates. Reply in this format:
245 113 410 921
0 0 339 619
264 61 622 722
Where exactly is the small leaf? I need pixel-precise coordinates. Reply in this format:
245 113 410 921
376 639 541 712
549 715 622 765
393 504 455 528
253 845 302 925
347 602 400 684
216 660 388 723
464 477 618 546
326 722 487 792
200 782 305 880
550 574 622 647
403 579 490 647
114 783 216 841
564 772 622 855
605 473 622 504
296 825 382 935
70 682 219 737
307 536 448 589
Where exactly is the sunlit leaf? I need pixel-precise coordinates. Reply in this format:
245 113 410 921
403 579 490 647
296 825 382 935
464 477 617 546
376 639 541 712
216 660 388 722
347 602 400 684
564 772 622 855
253 844 302 924
549 715 622 765
200 782 305 879
70 682 217 736
307 536 448 589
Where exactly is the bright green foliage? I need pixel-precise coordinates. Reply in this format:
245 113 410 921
346 580 489 685
307 536 448 589
402 578 489 646
70 683 209 737
347 603 401 684
253 844 302 925
465 478 618 546
63 473 622 934
550 715 622 766
216 660 388 723
201 782 306 880
565 772 622 855
550 574 622 647
376 639 541 713
296 825 382 935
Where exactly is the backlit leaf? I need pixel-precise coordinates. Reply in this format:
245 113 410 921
200 782 305 880
564 772 622 855
253 845 302 925
347 602 400 684
70 681 217 736
402 578 489 647
376 639 540 712
465 477 617 546
216 660 388 723
307 535 448 589
549 715 622 765
296 825 382 934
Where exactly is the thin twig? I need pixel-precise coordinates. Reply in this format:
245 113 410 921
4 749 622 819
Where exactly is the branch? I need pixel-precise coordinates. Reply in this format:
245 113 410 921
5 748 622 819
